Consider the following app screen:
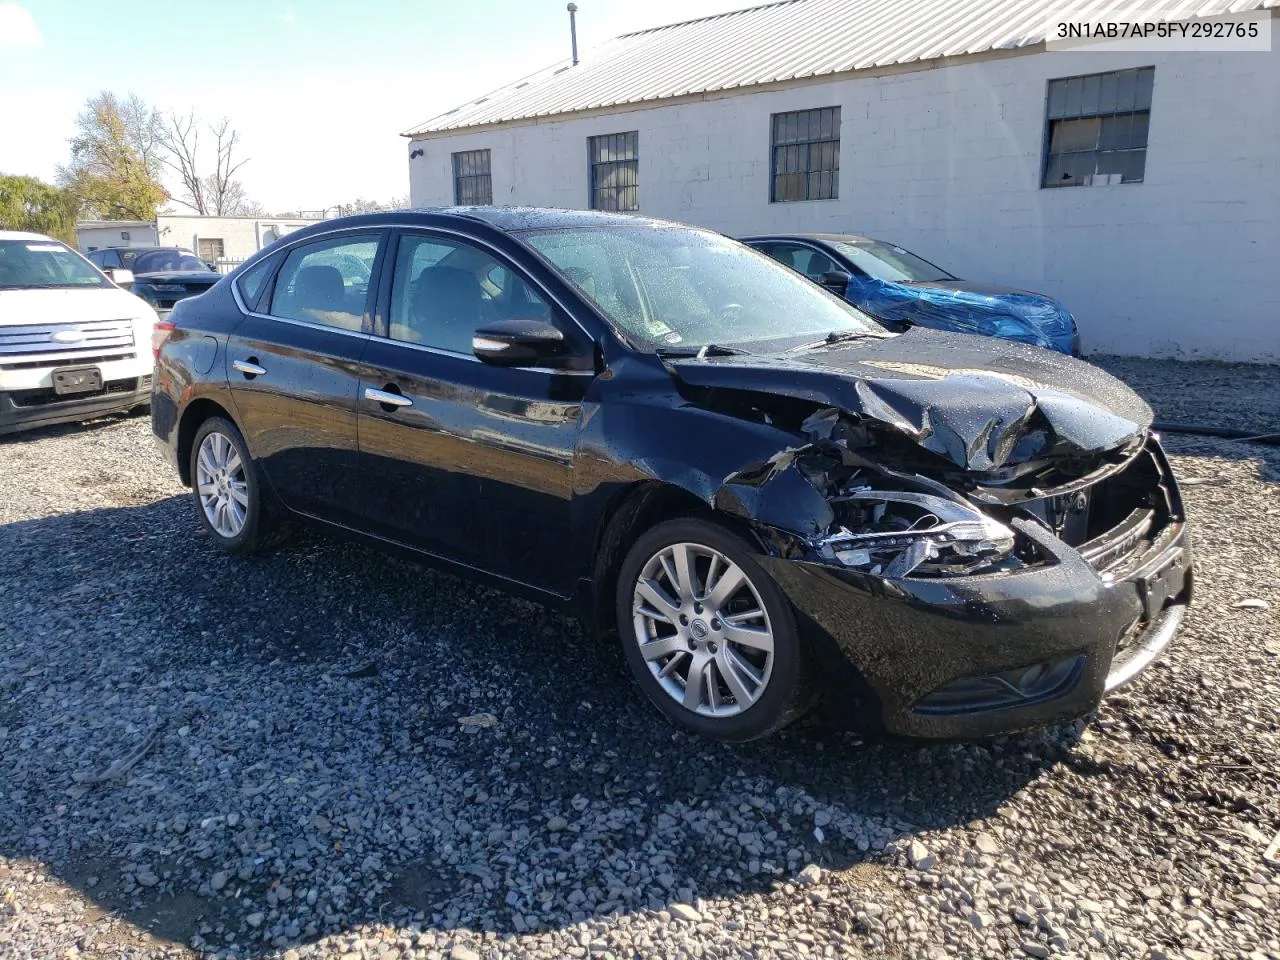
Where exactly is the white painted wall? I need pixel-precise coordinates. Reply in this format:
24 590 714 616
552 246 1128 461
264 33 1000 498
408 45 1280 362
157 215 325 261
75 223 158 251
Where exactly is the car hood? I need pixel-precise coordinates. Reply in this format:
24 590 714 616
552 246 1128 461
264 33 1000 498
670 327 1149 473
132 271 220 284
0 286 154 326
902 278 1037 298
846 276 1075 353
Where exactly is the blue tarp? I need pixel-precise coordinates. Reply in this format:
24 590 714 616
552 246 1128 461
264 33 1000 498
844 276 1076 354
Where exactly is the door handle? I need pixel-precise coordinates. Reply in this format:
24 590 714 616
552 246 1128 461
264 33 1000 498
233 359 267 378
365 386 413 409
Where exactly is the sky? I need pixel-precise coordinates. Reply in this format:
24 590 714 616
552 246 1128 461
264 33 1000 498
0 0 750 214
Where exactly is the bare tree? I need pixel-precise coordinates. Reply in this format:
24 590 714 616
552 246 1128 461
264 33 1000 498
158 111 256 215
158 109 207 213
205 118 250 215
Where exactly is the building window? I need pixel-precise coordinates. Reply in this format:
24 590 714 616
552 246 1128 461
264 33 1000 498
588 132 639 212
198 238 225 262
452 149 492 205
770 107 840 203
1043 67 1153 188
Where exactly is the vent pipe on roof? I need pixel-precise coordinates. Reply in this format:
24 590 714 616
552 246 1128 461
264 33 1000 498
567 3 579 65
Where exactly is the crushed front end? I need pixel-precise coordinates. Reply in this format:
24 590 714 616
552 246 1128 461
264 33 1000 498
700 374 1191 739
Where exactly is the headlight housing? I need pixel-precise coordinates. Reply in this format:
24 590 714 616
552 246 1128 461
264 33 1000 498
817 489 1015 578
976 313 1050 347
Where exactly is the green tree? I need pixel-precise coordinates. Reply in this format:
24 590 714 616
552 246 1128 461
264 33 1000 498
0 174 79 243
57 91 167 221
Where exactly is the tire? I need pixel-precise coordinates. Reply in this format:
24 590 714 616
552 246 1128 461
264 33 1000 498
188 416 280 555
615 517 811 742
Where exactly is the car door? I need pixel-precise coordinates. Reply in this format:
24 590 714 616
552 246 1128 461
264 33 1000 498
225 230 386 526
355 229 591 597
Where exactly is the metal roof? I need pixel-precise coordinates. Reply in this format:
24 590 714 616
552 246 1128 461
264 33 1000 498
404 0 1277 137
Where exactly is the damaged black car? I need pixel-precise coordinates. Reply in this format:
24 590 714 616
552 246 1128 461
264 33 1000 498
152 208 1192 742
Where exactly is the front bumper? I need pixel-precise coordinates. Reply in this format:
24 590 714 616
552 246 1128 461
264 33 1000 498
760 442 1192 739
0 374 152 436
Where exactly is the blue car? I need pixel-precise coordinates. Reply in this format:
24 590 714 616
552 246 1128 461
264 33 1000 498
743 233 1081 355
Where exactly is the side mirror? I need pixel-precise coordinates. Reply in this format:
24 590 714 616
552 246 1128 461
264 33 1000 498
472 318 568 368
104 268 134 286
817 270 851 295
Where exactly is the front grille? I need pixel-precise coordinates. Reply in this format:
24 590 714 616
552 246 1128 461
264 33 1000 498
0 351 137 371
0 320 136 369
1022 439 1178 579
9 377 140 408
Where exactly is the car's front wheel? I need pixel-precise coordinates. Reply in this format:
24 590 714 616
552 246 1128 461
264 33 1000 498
189 416 278 555
615 517 811 742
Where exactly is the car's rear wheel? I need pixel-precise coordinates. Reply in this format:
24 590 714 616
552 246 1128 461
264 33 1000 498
616 517 810 742
189 416 278 555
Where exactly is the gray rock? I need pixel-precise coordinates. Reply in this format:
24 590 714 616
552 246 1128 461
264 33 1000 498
908 840 935 871
795 864 823 887
669 903 702 922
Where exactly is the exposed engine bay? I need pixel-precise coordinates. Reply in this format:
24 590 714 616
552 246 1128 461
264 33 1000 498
694 376 1177 583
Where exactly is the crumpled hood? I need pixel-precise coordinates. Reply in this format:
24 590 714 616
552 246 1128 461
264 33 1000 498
671 327 1150 473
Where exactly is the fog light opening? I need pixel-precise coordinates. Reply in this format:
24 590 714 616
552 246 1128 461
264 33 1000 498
914 654 1085 717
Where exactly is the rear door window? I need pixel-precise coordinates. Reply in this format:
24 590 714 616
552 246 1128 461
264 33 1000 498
268 235 380 331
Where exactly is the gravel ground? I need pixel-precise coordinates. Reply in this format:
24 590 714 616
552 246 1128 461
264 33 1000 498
1 359 1278 960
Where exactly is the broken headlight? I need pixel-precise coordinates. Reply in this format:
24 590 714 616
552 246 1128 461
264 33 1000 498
817 489 1016 578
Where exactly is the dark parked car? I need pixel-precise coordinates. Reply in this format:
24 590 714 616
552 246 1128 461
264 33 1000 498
89 246 220 309
152 208 1189 742
743 234 1081 355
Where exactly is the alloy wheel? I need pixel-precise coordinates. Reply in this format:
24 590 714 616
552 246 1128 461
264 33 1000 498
195 431 249 539
631 541 775 717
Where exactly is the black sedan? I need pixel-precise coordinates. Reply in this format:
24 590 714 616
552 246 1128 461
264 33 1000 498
123 249 221 314
151 208 1190 742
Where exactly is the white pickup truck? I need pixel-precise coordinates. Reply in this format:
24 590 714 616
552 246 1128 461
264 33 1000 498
0 231 160 435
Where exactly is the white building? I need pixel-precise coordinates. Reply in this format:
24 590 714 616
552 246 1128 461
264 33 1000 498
75 214 327 269
404 0 1280 362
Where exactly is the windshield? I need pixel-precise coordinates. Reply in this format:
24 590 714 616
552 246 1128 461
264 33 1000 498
130 250 213 274
0 239 109 290
520 225 886 352
829 239 956 283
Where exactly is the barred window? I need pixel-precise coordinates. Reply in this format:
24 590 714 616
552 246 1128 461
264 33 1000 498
1043 67 1153 188
452 149 492 205
770 107 840 203
588 132 638 212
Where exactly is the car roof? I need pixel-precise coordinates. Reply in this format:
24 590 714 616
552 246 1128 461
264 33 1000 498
741 233 874 244
0 230 58 242
288 206 695 237
443 206 683 231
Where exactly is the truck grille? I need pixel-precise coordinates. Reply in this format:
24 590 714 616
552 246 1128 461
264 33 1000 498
0 320 136 369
